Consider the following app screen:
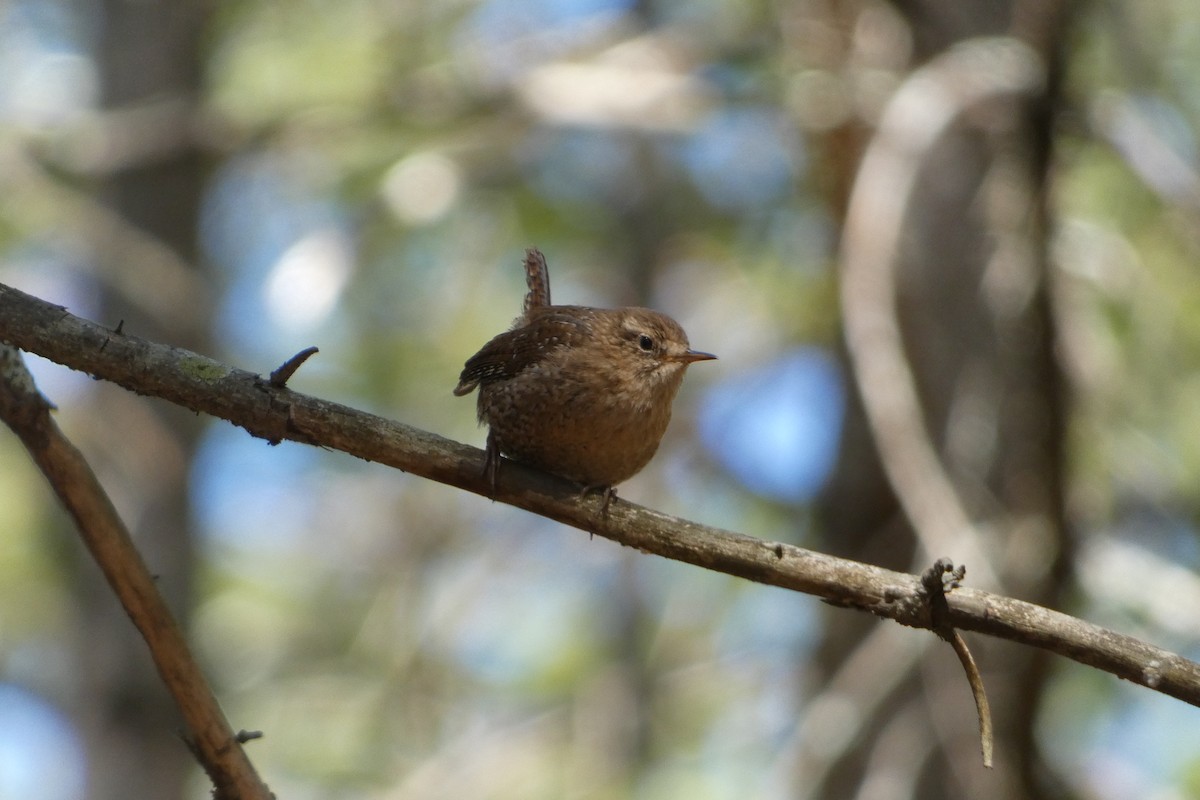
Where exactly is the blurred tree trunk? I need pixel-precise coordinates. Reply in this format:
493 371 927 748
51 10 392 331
69 2 212 797
813 2 1074 798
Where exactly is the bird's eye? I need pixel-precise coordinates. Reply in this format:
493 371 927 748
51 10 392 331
638 334 654 352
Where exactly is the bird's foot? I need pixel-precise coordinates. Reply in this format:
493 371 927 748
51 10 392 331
579 484 617 516
483 429 502 497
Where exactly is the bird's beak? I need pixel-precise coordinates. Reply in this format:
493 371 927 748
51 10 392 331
674 350 717 364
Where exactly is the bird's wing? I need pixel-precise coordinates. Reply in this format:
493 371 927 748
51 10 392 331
453 307 590 395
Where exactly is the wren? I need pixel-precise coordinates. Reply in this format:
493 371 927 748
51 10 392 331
454 248 715 507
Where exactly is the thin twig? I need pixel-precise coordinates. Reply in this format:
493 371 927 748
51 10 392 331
0 344 272 800
920 559 993 768
2 281 1200 707
948 630 994 767
269 346 319 388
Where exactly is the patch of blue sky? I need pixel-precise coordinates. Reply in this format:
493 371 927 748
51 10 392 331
0 684 85 800
199 152 354 363
521 128 639 207
457 0 636 84
1043 679 1200 799
0 0 97 127
440 558 601 685
699 348 843 504
716 584 816 654
190 422 320 552
678 106 802 211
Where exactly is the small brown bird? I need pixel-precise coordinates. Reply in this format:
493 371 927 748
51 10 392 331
454 248 715 506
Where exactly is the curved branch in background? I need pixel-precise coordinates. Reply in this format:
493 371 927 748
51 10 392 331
778 624 931 798
813 40 1051 777
0 345 272 800
2 282 1199 709
838 37 1047 589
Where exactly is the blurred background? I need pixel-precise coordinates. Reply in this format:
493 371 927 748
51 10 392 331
1 0 1199 798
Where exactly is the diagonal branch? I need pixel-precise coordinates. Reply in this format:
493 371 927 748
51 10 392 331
0 344 272 800
2 280 1200 708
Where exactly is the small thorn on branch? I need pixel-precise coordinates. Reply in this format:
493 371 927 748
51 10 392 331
236 730 264 744
269 347 319 388
921 557 993 768
100 319 125 353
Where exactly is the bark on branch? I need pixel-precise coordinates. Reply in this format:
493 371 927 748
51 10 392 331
0 344 272 800
3 280 1200 710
